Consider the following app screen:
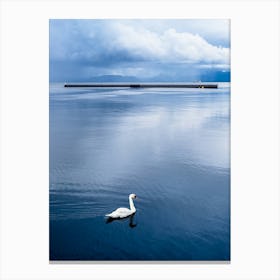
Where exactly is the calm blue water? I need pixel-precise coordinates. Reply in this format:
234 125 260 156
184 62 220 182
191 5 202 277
49 83 230 261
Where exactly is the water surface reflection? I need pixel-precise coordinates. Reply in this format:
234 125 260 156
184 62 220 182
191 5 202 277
50 83 230 260
106 213 137 228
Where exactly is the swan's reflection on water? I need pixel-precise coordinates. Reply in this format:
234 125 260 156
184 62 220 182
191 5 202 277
106 213 137 228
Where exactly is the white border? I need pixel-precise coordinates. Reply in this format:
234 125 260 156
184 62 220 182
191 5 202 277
0 0 279 279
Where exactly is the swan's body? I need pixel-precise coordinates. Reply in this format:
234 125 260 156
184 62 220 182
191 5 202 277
105 194 137 219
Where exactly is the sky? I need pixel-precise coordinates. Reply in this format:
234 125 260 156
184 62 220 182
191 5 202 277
49 19 230 82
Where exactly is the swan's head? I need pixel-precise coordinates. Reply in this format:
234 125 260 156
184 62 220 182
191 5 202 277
129 193 137 199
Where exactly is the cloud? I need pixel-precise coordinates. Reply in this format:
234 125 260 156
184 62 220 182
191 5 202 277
112 24 229 65
50 20 229 65
49 19 230 82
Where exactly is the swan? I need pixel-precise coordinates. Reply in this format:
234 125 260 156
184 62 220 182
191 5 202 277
105 194 137 219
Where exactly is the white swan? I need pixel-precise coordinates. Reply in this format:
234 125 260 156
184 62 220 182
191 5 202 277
105 194 137 219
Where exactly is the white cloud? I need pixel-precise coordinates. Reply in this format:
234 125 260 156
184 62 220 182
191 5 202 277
111 23 229 65
110 23 166 59
50 20 230 81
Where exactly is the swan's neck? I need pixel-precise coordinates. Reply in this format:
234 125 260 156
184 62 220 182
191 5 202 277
129 197 136 212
